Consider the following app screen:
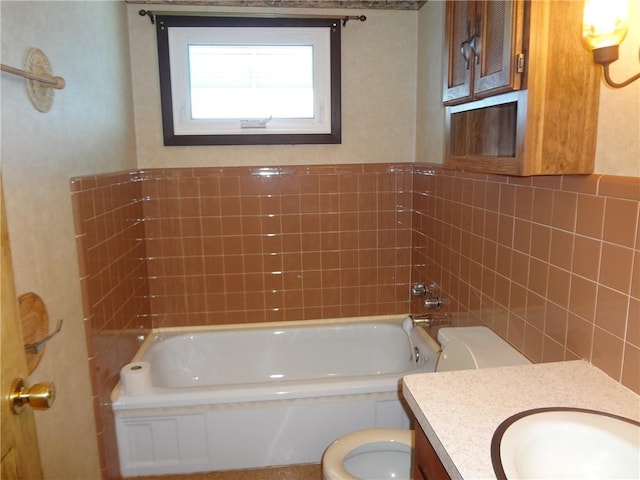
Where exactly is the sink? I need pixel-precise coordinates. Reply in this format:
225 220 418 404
491 407 640 479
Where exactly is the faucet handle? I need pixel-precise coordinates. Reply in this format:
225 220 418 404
423 291 442 310
411 283 427 297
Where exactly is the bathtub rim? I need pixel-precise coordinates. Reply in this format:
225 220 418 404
111 314 440 409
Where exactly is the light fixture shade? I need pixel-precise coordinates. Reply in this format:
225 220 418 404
582 0 629 50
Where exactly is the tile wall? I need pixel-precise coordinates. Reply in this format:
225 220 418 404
411 165 639 394
71 171 151 479
72 163 639 477
140 165 414 326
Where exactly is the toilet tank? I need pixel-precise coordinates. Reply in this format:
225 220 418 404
436 326 530 372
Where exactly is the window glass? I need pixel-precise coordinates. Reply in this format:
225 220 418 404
189 45 314 119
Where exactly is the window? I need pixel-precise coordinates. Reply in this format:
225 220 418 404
156 15 342 146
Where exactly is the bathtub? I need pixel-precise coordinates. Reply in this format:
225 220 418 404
112 315 439 477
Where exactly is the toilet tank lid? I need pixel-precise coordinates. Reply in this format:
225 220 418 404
437 326 530 368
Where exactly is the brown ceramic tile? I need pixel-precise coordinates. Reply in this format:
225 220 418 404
494 274 511 308
523 323 544 362
562 174 600 194
497 214 514 247
514 186 533 220
526 291 546 331
492 305 509 338
575 194 605 239
218 176 241 197
511 250 529 287
598 175 640 202
572 236 601 281
621 344 640 394
569 275 597 322
602 197 639 248
513 219 532 254
599 243 634 294
499 184 516 216
594 283 630 340
508 176 532 187
545 301 568 345
591 326 624 381
551 191 577 232
633 252 640 300
627 298 640 348
261 215 282 235
485 182 501 212
549 229 574 271
484 211 499 241
528 258 549 298
530 224 551 262
507 312 525 351
531 187 554 226
566 312 594 359
495 245 511 279
541 336 566 363
547 266 571 309
510 283 527 316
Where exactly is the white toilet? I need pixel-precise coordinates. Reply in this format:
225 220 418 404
321 326 530 480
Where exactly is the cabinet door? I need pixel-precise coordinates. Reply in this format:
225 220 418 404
443 0 475 105
413 423 450 480
473 0 525 98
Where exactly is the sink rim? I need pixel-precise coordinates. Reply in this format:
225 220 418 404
491 406 640 480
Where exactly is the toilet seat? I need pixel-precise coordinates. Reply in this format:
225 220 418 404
322 428 413 480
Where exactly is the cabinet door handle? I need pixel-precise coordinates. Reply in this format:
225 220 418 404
470 13 481 66
459 19 472 70
459 38 471 70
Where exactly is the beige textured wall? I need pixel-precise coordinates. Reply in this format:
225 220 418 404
417 0 640 177
127 4 418 168
0 1 137 478
415 0 445 164
594 0 640 176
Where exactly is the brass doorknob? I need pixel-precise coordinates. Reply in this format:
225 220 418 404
9 378 55 414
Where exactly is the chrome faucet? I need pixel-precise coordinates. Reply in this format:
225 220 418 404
408 312 450 327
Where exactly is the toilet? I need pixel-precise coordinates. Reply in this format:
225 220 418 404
321 428 413 480
321 326 530 480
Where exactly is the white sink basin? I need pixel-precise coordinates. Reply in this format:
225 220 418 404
492 407 640 479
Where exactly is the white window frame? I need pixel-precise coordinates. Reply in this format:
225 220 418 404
156 16 342 146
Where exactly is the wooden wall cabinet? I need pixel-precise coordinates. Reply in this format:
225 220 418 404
443 0 525 105
412 423 451 480
443 0 600 176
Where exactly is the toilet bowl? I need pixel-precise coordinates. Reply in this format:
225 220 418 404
321 428 413 480
322 326 531 480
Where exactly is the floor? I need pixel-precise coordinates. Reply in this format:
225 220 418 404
129 464 322 480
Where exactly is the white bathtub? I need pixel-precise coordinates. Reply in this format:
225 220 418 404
112 315 439 477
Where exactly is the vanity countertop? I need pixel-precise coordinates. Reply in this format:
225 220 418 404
402 360 640 479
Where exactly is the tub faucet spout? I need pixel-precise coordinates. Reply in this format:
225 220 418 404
408 313 449 328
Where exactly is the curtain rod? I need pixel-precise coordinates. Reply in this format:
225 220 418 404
0 63 65 89
138 9 366 26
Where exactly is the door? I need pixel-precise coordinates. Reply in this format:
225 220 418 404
1 179 44 479
443 0 475 105
473 0 525 98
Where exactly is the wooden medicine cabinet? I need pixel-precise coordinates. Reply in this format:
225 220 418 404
443 0 600 176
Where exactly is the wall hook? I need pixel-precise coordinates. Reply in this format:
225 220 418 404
24 319 63 355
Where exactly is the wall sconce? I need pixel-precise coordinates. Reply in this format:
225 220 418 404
582 0 640 88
